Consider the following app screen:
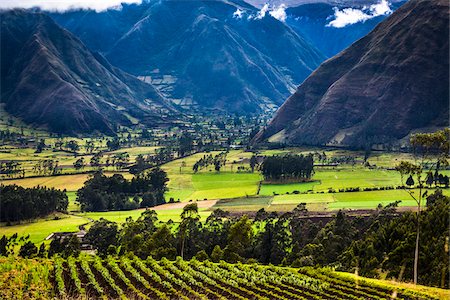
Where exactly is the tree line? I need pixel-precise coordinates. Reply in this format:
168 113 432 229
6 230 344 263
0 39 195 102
0 185 68 223
76 167 169 212
261 154 314 181
4 189 441 288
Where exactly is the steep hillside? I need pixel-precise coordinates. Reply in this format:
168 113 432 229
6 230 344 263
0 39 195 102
1 10 177 135
255 0 449 148
286 1 406 57
51 0 325 114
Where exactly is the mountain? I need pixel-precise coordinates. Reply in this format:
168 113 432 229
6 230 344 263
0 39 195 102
50 0 326 114
0 10 177 135
246 0 405 8
285 1 407 57
254 0 449 148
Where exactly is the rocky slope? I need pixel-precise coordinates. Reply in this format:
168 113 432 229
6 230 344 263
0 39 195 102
50 0 325 114
1 10 177 135
255 0 449 148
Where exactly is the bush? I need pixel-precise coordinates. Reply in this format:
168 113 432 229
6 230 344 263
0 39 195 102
19 241 37 258
211 245 224 263
194 250 209 261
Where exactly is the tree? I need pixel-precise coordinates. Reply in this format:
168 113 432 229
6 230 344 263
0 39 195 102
250 155 258 173
226 215 253 261
19 241 37 258
214 160 221 172
65 140 80 152
194 250 209 261
73 158 85 170
35 139 46 153
85 219 119 257
85 140 95 153
395 129 449 284
211 245 224 262
406 175 415 187
37 243 46 258
179 203 200 259
178 132 194 157
90 153 103 169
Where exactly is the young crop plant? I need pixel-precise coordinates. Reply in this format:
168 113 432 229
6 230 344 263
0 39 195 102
191 260 268 300
92 257 126 300
79 258 106 299
106 258 149 300
132 256 185 299
174 258 247 300
54 257 67 298
120 258 169 300
67 256 86 296
146 257 206 300
160 257 224 300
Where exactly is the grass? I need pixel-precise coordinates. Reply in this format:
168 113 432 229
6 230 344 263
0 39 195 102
213 188 450 212
259 181 319 195
313 167 401 191
213 197 272 212
0 214 89 244
334 271 450 299
163 150 261 201
79 206 212 224
1 174 91 191
1 171 133 191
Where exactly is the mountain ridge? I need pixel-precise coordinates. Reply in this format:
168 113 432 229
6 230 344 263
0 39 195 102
50 0 326 114
1 10 178 135
254 0 449 148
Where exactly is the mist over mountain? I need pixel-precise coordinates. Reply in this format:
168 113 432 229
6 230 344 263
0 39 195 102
50 0 325 114
254 0 449 148
1 10 177 135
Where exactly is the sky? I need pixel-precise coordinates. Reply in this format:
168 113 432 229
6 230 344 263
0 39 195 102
0 0 393 27
327 0 392 28
0 0 143 12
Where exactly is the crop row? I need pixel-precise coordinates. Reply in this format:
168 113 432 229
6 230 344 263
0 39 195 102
0 256 438 300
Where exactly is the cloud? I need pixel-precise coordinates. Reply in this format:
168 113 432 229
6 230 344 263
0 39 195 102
233 8 243 19
327 0 392 28
256 3 270 19
0 0 143 12
269 4 286 22
246 3 287 22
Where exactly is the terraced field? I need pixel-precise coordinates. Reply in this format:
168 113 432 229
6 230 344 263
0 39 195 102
1 256 446 300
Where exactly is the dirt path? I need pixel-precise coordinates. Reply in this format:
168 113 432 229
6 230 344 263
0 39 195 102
152 200 217 211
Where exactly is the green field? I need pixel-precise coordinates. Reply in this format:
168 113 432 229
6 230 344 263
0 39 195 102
0 202 214 244
212 188 450 212
80 206 212 224
0 214 89 244
213 196 272 212
163 150 260 201
2 148 449 244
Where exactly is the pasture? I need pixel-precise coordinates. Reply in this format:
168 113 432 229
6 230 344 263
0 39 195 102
0 214 89 244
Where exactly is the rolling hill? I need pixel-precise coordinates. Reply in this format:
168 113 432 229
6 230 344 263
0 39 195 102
254 0 449 148
0 10 177 135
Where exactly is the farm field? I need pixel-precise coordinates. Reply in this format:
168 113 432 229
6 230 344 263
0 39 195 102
81 201 214 224
213 188 450 212
0 214 89 244
1 256 446 300
4 148 442 206
1 171 133 192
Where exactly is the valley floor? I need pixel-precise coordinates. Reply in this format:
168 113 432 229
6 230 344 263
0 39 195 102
1 148 449 244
